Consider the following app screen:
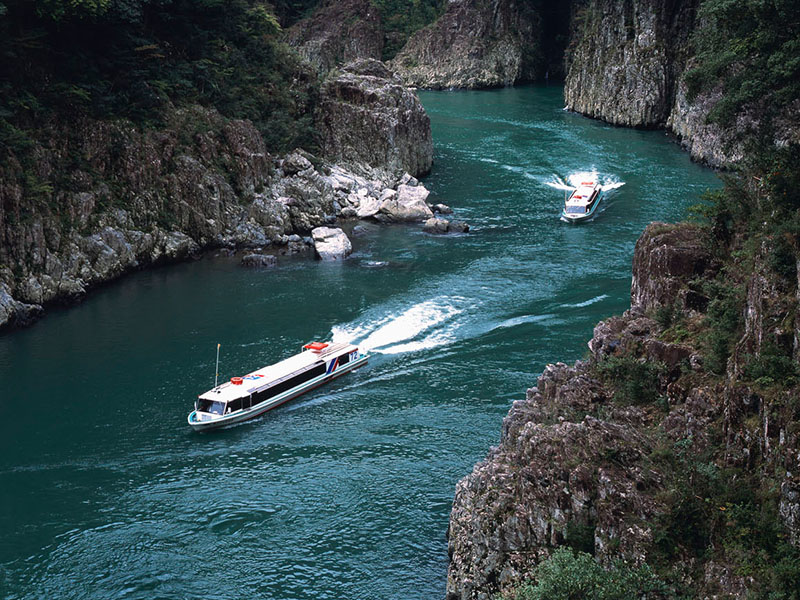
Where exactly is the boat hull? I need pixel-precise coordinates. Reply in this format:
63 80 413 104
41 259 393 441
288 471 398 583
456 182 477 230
187 354 369 431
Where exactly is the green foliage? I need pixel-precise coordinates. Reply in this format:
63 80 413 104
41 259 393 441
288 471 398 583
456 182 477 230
505 547 670 600
0 0 317 154
702 277 745 375
565 520 595 556
595 355 665 406
685 0 800 127
372 0 447 60
648 436 800 599
742 342 799 388
34 0 111 20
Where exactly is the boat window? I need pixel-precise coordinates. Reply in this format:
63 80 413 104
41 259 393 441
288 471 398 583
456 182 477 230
338 352 350 366
565 205 586 214
255 363 326 402
228 398 242 412
197 399 226 415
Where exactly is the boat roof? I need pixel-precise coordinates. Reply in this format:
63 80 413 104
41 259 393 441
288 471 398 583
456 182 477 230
199 342 356 402
566 182 600 205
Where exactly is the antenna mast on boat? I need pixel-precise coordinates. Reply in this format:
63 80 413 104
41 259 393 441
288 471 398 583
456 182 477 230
215 343 221 388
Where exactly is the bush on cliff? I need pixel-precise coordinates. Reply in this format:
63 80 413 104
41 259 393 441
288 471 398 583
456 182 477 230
595 355 665 406
505 547 670 600
685 0 800 128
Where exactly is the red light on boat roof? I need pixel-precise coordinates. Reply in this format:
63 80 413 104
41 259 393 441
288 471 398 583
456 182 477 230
231 376 244 385
304 342 329 351
581 181 594 185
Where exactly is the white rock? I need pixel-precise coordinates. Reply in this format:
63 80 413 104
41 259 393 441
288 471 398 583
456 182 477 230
377 184 433 222
311 226 352 261
356 196 382 218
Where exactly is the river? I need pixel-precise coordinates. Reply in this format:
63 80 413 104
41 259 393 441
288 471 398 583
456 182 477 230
0 85 719 599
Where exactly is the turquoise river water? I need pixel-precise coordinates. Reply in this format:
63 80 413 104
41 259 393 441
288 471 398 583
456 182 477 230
0 86 719 599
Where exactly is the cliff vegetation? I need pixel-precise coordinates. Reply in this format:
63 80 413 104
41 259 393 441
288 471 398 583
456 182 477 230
447 1 800 593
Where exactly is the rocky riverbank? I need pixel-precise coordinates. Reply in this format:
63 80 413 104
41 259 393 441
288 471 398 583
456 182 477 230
0 60 435 331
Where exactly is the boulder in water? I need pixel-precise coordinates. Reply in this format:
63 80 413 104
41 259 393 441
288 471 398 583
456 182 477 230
423 217 450 234
423 217 470 234
376 184 433 222
312 226 352 261
241 253 277 268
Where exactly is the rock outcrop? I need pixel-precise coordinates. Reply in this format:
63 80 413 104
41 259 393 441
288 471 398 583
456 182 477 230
311 226 352 260
423 217 469 234
374 184 433 223
316 59 433 180
446 222 800 600
241 253 278 268
391 0 542 89
286 0 383 75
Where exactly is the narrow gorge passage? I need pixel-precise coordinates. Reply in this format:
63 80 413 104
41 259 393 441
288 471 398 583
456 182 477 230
0 85 719 600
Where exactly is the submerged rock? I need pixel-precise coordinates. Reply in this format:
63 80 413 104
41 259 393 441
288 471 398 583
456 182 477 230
432 203 453 214
423 217 450 234
240 253 277 268
311 226 352 261
423 217 470 234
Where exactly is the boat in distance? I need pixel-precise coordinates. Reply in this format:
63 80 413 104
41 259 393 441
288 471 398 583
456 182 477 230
188 342 368 431
561 180 603 223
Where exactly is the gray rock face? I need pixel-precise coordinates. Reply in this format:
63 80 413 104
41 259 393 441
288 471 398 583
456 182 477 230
311 226 352 260
630 222 714 313
0 283 43 331
316 59 434 179
0 96 437 330
392 0 542 89
563 0 799 167
564 0 697 128
446 220 800 600
286 0 383 75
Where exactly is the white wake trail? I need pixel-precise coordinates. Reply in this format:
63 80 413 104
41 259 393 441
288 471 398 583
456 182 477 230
543 171 626 193
331 297 466 355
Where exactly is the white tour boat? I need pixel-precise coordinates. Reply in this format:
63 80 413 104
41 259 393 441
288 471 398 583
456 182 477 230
561 180 603 223
188 341 368 431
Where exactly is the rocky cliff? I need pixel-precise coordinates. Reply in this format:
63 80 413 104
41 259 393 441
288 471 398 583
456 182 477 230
391 0 543 89
286 0 383 75
564 0 698 128
563 0 799 167
316 59 433 179
0 61 433 330
446 222 800 599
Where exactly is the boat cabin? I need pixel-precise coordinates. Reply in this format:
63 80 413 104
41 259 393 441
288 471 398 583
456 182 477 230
192 342 359 421
563 181 602 220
